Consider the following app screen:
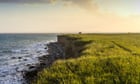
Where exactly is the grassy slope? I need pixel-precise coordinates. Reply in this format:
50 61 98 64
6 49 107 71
35 34 140 84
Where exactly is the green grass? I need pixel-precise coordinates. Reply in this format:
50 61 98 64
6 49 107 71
35 34 140 84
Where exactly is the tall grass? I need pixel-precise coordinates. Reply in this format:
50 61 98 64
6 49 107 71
35 34 140 84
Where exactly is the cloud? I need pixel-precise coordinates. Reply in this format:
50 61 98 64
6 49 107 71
0 0 53 3
60 0 98 11
0 0 98 11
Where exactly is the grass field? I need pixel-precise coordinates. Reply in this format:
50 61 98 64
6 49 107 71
35 34 140 84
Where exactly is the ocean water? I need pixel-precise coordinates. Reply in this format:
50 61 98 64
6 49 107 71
0 34 57 84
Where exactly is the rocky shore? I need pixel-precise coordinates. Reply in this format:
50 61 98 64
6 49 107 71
24 42 65 84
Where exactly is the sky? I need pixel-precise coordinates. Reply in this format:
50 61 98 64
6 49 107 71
0 0 140 33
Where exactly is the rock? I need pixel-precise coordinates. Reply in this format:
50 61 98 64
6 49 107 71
29 66 35 69
18 57 22 59
27 66 37 72
26 64 31 67
11 57 16 59
23 59 27 61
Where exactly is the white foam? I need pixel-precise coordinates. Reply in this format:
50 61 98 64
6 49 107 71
0 40 54 84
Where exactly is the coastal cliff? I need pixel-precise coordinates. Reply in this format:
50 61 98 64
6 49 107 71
25 35 93 84
25 35 86 83
57 35 79 58
57 35 91 58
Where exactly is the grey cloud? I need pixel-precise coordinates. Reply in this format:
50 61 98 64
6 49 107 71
0 0 53 3
0 0 98 11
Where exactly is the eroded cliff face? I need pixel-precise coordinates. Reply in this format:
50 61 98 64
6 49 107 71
57 35 91 58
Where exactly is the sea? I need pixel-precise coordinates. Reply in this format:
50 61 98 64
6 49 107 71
0 33 57 84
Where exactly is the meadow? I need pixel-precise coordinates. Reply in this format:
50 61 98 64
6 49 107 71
35 33 140 84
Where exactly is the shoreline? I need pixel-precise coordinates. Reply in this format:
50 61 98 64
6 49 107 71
24 35 86 83
24 42 65 83
24 35 88 84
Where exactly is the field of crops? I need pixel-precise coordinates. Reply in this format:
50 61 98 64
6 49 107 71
35 34 140 84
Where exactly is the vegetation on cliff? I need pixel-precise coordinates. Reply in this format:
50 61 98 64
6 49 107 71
35 34 140 84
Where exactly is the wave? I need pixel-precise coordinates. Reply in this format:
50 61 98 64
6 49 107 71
0 40 54 84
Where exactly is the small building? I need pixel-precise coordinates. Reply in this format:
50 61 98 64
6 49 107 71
79 32 82 34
